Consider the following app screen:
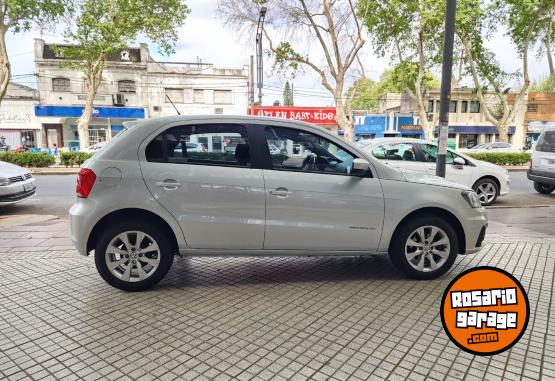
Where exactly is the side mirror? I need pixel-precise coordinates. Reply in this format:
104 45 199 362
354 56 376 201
351 158 370 176
453 157 465 166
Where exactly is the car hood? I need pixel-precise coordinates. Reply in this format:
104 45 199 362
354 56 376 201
398 168 471 191
0 161 29 177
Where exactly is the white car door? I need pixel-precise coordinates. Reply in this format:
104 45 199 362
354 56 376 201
370 142 427 174
140 123 265 249
263 126 384 251
419 143 475 187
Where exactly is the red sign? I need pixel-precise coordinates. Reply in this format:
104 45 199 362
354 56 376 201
248 106 337 125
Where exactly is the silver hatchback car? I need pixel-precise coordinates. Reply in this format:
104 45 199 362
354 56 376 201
70 116 487 291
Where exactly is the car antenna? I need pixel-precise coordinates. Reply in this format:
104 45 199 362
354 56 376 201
165 94 181 115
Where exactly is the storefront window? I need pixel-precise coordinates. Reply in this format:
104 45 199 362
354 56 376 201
21 130 37 148
458 134 479 148
89 128 108 147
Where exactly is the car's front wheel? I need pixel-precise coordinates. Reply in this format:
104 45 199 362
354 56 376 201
95 222 174 291
472 178 499 206
389 216 458 279
533 182 555 194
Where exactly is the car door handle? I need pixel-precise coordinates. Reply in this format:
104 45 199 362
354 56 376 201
156 180 181 189
270 188 291 197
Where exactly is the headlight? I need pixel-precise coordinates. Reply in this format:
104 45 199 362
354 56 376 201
461 190 482 208
0 177 10 186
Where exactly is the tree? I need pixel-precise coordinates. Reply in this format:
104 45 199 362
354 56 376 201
531 74 555 92
283 80 294 106
59 0 189 148
358 0 445 139
0 0 69 105
457 0 550 142
218 0 366 139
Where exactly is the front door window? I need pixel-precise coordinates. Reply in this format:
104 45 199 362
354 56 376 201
265 126 355 175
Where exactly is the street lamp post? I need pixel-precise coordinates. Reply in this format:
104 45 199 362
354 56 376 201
256 6 267 106
436 0 457 178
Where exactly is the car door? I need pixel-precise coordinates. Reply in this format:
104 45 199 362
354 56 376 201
140 123 265 249
262 125 384 251
370 142 426 174
418 143 475 187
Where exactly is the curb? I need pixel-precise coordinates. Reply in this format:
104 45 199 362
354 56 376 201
30 168 80 175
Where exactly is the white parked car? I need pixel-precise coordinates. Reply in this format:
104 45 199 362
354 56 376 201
469 142 520 152
70 116 487 291
528 127 555 194
82 141 107 153
358 138 510 206
0 161 36 205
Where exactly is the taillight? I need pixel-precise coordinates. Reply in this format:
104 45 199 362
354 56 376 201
76 168 96 198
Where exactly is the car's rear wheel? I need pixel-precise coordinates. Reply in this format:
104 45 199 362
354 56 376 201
389 216 458 279
533 182 555 194
95 222 174 291
472 178 499 206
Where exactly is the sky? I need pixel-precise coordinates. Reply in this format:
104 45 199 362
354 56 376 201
7 0 551 107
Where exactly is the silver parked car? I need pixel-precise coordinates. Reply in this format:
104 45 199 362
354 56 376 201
70 116 487 291
528 127 555 194
0 161 36 205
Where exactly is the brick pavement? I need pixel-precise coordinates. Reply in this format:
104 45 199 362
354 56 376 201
0 220 554 381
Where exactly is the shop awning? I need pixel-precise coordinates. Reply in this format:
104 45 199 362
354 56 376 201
35 105 145 119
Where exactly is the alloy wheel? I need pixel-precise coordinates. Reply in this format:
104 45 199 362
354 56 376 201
475 182 497 205
105 230 161 283
405 225 451 273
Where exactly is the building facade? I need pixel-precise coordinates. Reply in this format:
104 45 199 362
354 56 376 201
377 88 527 149
0 83 41 149
34 39 249 148
524 92 555 145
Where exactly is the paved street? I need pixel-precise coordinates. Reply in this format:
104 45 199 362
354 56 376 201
0 220 554 381
0 172 554 380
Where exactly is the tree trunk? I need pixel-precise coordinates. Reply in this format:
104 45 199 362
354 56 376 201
78 57 104 149
336 102 353 141
497 121 509 143
0 25 11 105
546 19 554 80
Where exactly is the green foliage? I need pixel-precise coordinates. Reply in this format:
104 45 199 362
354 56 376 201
272 42 302 74
283 81 294 106
2 0 70 33
59 151 94 167
65 0 189 58
530 75 555 92
349 78 380 111
349 65 439 112
465 152 531 165
0 152 55 168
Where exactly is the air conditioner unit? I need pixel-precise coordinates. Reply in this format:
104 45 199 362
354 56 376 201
153 106 160 111
113 93 125 106
214 107 223 114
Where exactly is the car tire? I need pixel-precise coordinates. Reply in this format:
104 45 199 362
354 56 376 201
533 182 555 194
95 221 174 291
472 178 499 206
389 216 459 280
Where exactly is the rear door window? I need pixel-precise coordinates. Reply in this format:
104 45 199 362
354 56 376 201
145 124 251 167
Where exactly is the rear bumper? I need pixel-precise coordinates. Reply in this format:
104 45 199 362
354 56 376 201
527 169 555 185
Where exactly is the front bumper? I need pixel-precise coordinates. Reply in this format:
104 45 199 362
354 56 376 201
528 169 555 186
0 178 36 205
461 207 488 255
